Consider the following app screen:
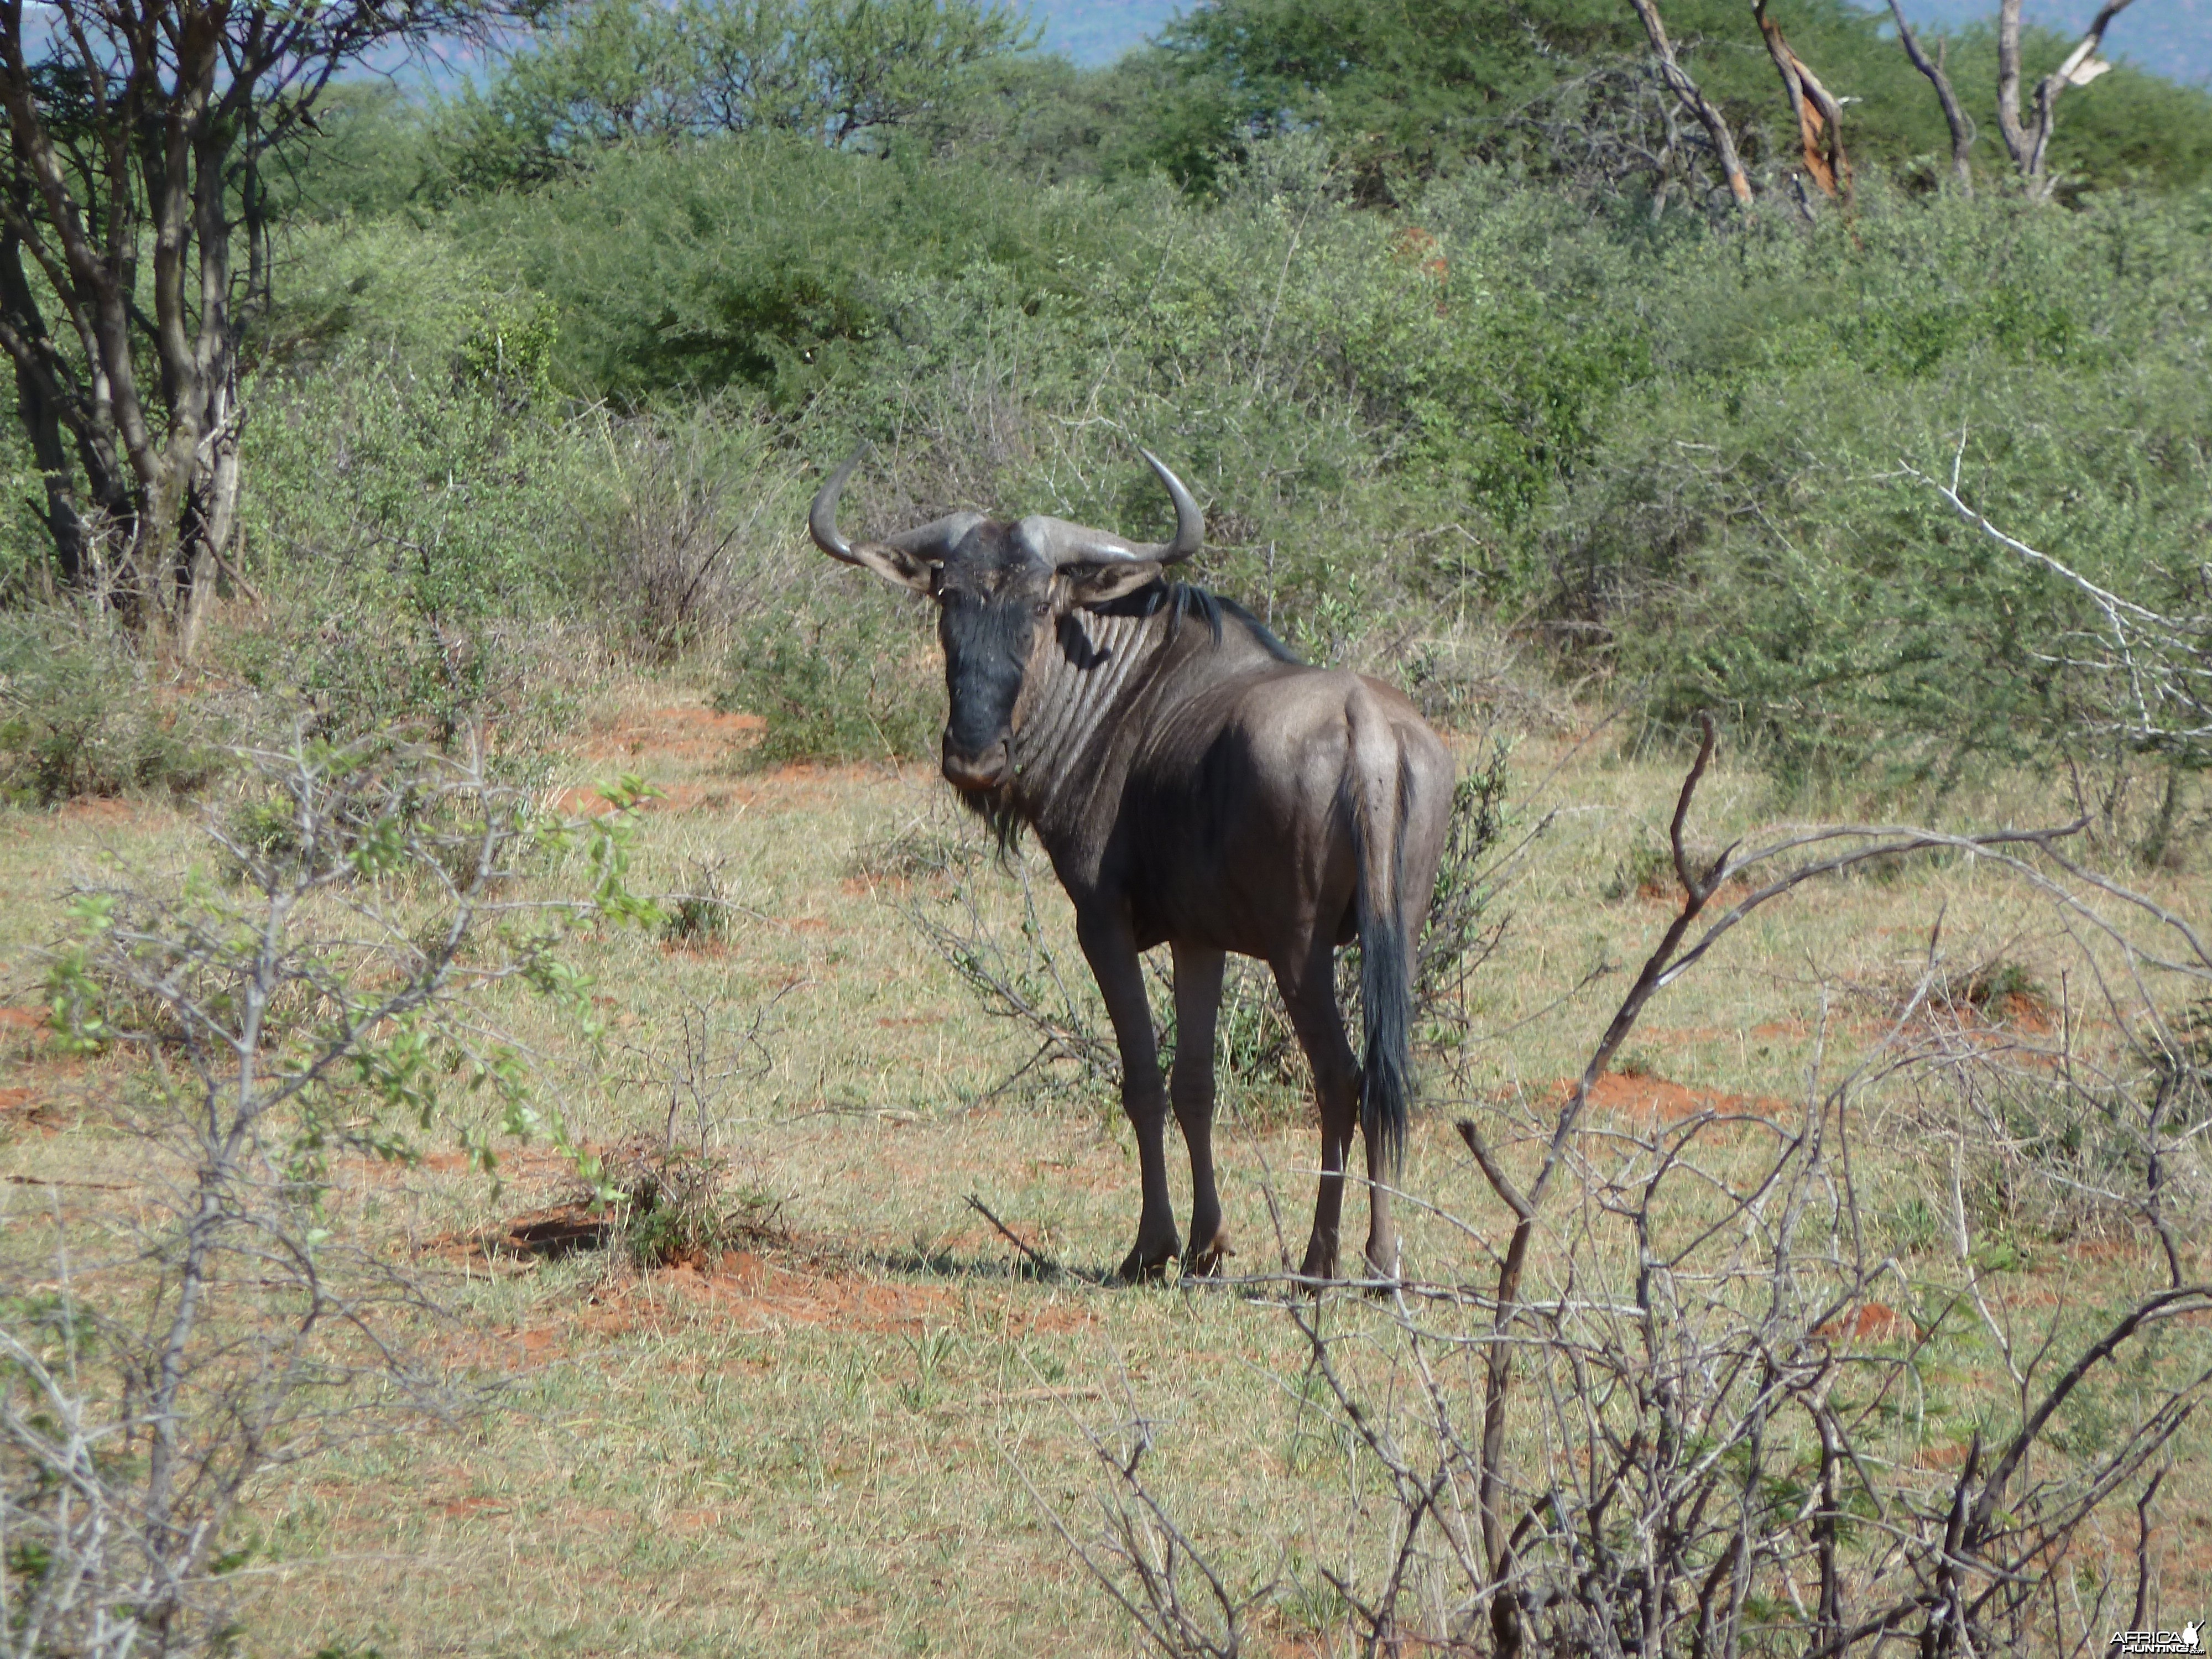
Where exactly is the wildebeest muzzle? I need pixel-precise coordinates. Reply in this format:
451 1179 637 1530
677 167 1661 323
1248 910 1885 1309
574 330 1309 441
938 587 1034 793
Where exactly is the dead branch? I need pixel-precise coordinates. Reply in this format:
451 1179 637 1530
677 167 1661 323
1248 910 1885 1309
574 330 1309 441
1902 452 2212 753
1041 709 2208 1658
1015 1414 1254 1659
1754 0 1853 202
966 1192 1061 1279
1997 0 2138 198
3 740 653 1652
1885 0 1975 191
1625 0 1755 207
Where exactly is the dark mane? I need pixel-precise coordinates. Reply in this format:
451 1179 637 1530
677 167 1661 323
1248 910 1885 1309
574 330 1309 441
1099 580 1302 662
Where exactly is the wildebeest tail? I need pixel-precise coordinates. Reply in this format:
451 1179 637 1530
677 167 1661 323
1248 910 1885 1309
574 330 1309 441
1345 685 1414 1178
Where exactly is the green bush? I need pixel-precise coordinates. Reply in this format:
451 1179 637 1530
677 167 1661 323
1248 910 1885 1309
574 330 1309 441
1131 0 2212 197
454 131 1143 404
0 615 228 806
191 66 2210 804
1537 190 2212 781
716 584 939 766
234 338 618 747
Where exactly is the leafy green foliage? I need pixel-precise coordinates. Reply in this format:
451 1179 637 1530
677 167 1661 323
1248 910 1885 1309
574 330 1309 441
717 581 940 765
1131 0 2212 198
25 1 2199 788
262 82 444 223
1542 190 2212 780
235 338 610 745
254 117 2210 786
1138 0 1652 193
452 132 1134 401
0 613 228 805
432 0 1034 191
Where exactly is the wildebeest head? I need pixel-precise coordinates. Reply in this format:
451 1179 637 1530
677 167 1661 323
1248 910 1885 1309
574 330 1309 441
808 448 1204 802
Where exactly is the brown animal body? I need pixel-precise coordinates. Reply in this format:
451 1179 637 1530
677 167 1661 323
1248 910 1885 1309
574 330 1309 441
810 450 1452 1282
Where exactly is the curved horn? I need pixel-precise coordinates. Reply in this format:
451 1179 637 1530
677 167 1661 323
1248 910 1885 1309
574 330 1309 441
885 510 988 559
808 448 870 565
811 447 985 568
1021 448 1206 567
1138 448 1206 564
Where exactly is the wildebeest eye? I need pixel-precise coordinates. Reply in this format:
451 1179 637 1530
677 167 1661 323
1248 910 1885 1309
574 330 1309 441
1032 600 1052 618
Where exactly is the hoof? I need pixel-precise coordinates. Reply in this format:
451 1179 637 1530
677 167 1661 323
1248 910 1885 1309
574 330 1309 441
1297 1241 1340 1287
1118 1241 1180 1284
1183 1229 1236 1278
1363 1241 1401 1291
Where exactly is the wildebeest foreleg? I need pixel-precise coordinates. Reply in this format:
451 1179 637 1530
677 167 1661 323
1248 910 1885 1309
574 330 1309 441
1078 911 1181 1282
1274 943 1365 1284
1170 943 1232 1275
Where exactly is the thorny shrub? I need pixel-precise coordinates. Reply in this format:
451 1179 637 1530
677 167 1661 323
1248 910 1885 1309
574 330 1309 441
2 742 659 1656
716 574 940 768
0 614 229 806
601 997 793 1268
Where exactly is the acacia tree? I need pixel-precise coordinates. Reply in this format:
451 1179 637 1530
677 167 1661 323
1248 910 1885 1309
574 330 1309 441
436 0 1034 191
0 0 508 653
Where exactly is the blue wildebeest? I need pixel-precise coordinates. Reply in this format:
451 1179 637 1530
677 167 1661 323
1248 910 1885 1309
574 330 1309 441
810 450 1453 1282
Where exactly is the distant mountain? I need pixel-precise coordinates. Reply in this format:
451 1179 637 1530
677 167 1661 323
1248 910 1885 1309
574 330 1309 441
1027 0 2211 84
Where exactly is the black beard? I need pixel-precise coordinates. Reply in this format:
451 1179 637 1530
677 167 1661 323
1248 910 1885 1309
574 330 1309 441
954 781 1026 858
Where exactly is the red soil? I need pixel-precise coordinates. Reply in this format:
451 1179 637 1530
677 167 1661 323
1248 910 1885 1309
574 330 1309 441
578 705 764 765
55 796 147 827
1569 1071 1788 1124
1816 1302 1914 1345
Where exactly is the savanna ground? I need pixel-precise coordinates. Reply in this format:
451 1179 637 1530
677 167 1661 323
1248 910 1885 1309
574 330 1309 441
5 651 2204 1657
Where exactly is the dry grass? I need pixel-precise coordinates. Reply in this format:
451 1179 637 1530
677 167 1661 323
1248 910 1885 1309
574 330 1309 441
1 686 2205 1656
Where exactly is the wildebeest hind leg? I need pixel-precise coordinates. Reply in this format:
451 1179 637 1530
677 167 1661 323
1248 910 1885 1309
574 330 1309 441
1171 943 1232 1275
1274 945 1359 1285
1078 910 1181 1282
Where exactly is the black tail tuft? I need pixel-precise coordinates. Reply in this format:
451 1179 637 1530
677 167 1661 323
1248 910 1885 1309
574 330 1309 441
1359 912 1413 1176
1350 752 1416 1178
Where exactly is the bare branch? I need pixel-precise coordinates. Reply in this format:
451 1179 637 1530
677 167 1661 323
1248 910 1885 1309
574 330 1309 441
1885 1 1975 190
1625 0 1754 207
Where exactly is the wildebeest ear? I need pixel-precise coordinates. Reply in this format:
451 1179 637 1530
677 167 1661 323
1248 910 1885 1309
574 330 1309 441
1062 562 1163 608
841 540 938 594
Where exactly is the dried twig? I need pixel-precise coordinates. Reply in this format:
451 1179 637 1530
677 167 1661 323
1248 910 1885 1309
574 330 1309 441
966 1192 1060 1280
1901 450 2212 753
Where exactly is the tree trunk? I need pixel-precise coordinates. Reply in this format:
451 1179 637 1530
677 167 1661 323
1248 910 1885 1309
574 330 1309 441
178 374 243 664
0 226 88 591
0 0 239 646
1999 0 2137 200
1996 0 2032 176
5 0 474 643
